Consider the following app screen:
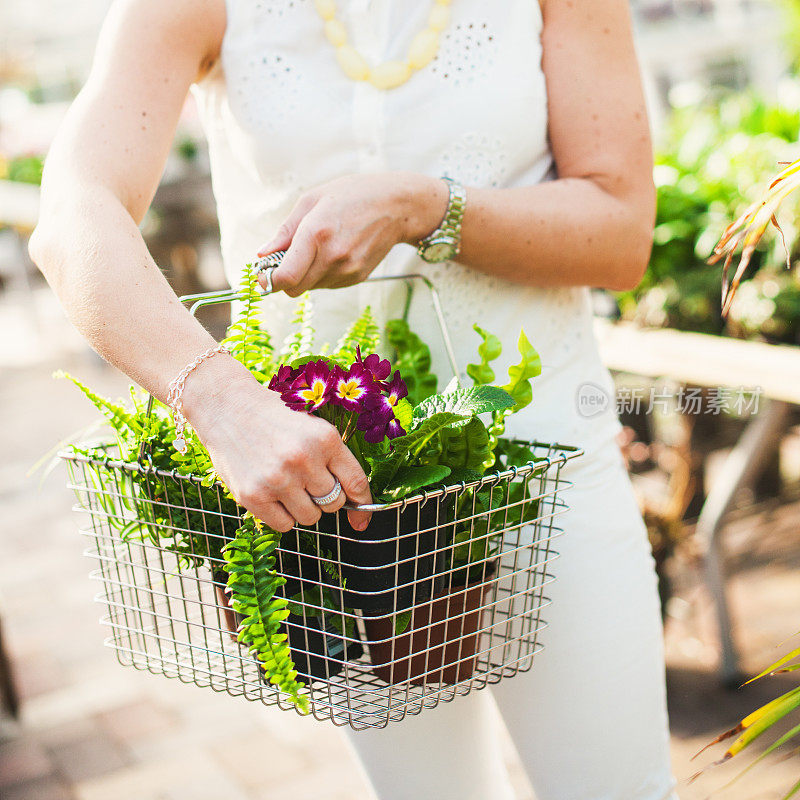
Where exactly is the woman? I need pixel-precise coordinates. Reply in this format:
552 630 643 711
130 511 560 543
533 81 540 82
31 1 676 797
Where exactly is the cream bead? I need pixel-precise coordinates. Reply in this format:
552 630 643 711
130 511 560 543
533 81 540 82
428 5 450 31
407 29 439 70
324 19 348 47
369 60 412 90
316 1 450 89
314 0 337 21
336 45 370 81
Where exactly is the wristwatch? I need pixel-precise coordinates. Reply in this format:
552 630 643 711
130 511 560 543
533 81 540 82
416 177 466 263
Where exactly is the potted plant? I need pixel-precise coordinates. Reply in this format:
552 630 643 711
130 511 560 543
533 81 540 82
364 328 544 685
59 265 547 708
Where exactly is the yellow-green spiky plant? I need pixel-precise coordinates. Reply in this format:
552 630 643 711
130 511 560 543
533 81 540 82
692 646 800 798
700 158 800 797
710 158 800 316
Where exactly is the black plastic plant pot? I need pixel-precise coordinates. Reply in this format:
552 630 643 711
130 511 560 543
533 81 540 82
281 612 364 682
212 570 363 681
447 555 499 590
275 530 341 602
317 497 454 615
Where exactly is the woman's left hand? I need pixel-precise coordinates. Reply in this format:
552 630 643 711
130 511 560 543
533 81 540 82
257 171 448 296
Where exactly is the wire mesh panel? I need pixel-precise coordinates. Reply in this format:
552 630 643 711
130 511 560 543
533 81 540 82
63 441 580 730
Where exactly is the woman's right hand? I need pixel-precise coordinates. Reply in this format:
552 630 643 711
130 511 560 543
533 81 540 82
183 361 372 533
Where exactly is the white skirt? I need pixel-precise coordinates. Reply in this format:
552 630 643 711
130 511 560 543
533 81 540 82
344 434 678 800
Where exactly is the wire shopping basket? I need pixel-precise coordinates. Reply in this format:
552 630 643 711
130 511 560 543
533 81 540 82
61 270 583 730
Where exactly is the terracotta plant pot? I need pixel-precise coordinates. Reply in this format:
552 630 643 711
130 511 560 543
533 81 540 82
317 499 453 614
364 562 496 686
213 575 239 643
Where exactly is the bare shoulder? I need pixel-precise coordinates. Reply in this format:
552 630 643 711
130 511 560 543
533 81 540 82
101 0 226 80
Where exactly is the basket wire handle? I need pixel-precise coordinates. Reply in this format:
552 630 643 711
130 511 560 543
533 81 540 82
137 251 460 462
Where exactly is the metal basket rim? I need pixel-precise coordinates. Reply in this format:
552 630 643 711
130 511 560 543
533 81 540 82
60 439 583 511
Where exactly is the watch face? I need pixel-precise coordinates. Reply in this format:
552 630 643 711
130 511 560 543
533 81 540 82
422 238 456 263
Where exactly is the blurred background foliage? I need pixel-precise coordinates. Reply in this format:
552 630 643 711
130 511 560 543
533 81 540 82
617 90 800 344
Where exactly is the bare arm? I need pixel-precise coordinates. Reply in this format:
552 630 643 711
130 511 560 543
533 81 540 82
259 0 654 295
31 0 228 396
456 0 655 291
31 0 371 530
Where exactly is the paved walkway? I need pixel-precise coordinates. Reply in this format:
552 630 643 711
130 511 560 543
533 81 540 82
1 338 799 799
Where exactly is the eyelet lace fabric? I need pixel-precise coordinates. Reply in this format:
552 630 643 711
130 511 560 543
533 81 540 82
193 0 621 449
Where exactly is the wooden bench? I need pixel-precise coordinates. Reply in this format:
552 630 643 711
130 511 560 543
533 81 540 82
595 319 800 684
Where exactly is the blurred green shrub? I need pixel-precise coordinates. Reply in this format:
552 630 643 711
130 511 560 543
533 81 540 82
0 154 44 185
618 91 800 343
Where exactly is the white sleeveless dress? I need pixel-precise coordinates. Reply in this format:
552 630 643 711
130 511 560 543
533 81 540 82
194 3 677 798
193 0 622 453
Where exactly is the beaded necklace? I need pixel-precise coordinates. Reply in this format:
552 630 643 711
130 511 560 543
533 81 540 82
313 0 451 90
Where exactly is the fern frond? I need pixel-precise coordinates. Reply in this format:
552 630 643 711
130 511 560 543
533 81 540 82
222 263 275 382
55 371 146 461
332 305 379 365
280 293 315 360
223 515 308 712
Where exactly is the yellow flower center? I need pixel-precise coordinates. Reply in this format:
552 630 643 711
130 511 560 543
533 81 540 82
337 379 363 402
300 380 327 404
388 393 398 406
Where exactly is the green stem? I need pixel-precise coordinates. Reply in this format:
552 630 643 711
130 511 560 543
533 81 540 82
347 431 369 473
341 410 357 443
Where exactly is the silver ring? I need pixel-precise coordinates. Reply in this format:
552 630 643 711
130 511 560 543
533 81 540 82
254 249 287 295
310 478 343 507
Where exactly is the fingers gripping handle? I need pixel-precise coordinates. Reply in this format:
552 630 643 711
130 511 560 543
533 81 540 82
136 252 461 463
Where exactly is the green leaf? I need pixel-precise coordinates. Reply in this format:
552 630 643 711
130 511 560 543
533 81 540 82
333 306 379 365
718 721 800 793
279 293 315 360
222 263 275 382
223 515 308 712
438 418 491 472
393 398 414 431
288 353 334 370
367 455 404 496
380 464 452 502
502 330 541 412
783 776 800 800
385 318 438 404
394 609 412 635
393 412 471 455
466 324 502 386
744 645 800 684
726 686 800 758
444 467 485 485
55 371 142 438
367 412 469 494
414 385 515 421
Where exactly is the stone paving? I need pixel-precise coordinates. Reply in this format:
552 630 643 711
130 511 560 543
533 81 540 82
1 308 800 799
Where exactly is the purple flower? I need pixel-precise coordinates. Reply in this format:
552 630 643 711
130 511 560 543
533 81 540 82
357 407 407 443
280 360 334 412
384 371 408 407
268 364 296 393
331 363 377 412
355 346 391 385
356 389 407 443
386 417 405 439
360 372 408 417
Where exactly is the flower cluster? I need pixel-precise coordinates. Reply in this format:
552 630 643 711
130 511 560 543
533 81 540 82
267 349 408 443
